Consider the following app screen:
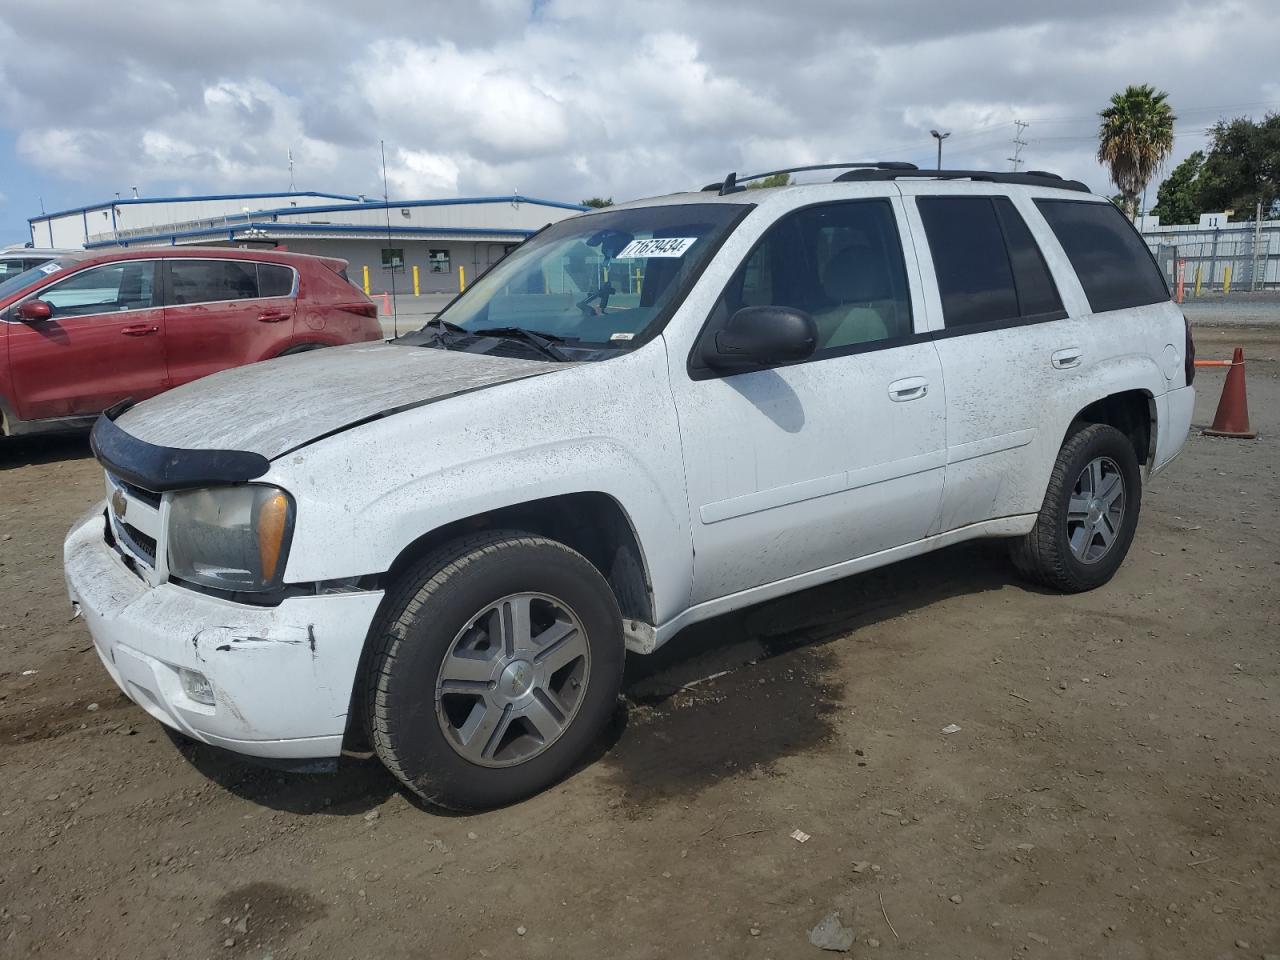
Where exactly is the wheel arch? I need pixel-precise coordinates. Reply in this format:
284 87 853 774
381 490 655 629
342 490 654 755
1070 388 1157 469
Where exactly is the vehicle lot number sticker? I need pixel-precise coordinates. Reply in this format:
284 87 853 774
39 262 61 275
614 237 697 259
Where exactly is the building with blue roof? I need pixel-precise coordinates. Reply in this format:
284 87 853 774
27 191 588 294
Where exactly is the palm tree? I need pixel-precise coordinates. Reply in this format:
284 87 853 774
1097 84 1176 220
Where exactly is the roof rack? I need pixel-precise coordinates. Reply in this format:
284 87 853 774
701 161 919 196
832 168 1090 193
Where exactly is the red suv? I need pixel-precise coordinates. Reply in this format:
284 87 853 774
0 247 381 437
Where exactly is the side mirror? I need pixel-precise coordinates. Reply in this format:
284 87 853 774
704 305 817 371
17 299 52 322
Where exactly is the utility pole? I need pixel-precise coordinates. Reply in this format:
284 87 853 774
1008 120 1028 171
288 149 295 191
930 129 951 170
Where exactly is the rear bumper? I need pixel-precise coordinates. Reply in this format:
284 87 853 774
64 506 384 759
1152 385 1195 477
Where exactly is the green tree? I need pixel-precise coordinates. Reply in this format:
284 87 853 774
747 173 792 189
580 197 613 208
1097 84 1176 220
1151 150 1205 224
1196 113 1280 217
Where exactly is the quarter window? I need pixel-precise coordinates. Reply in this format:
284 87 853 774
1034 199 1169 312
38 261 156 317
707 199 913 356
257 263 294 298
167 260 260 305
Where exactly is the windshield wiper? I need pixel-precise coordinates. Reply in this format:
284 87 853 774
471 327 573 362
419 315 467 350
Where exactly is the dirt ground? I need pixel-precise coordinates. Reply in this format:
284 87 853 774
1 325 1276 960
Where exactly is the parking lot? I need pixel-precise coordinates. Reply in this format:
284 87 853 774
0 323 1276 959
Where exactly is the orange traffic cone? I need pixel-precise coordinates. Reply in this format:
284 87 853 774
1202 347 1257 439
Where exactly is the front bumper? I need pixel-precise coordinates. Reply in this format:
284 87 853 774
64 505 384 759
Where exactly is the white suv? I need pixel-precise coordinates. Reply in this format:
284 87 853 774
64 164 1196 809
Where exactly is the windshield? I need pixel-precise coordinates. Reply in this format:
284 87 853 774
395 203 747 359
0 257 80 301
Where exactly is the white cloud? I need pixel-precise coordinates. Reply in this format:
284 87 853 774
0 0 1276 214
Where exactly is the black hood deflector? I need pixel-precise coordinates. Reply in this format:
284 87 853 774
91 407 270 491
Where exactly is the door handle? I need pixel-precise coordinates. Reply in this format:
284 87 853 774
888 376 929 402
121 324 159 337
257 311 290 323
1051 348 1083 369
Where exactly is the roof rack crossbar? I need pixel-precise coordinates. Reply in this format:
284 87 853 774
701 161 919 194
832 168 1090 193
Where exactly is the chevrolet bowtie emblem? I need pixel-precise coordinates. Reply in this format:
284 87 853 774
111 487 127 520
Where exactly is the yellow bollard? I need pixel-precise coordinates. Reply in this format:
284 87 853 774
412 264 420 297
1194 265 1202 297
459 265 466 292
362 264 370 295
1223 265 1233 295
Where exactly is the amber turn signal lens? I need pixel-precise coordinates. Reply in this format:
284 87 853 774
256 492 290 582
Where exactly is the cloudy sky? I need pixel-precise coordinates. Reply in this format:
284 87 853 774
1 0 1277 242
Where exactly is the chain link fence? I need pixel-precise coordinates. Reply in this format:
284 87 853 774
1143 223 1280 294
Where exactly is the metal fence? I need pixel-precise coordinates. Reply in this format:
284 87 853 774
1142 222 1280 293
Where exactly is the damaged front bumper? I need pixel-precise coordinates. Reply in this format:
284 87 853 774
64 505 384 760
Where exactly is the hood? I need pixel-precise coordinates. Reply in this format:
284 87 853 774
115 342 566 459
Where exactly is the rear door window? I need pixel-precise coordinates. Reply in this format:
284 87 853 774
918 196 1065 329
918 197 1020 328
166 260 260 305
38 261 157 317
256 263 295 298
1034 199 1169 312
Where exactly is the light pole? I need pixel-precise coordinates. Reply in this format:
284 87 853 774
930 129 951 170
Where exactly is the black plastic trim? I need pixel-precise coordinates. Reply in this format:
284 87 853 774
685 306 1075 381
169 573 383 608
835 168 1090 193
90 408 270 491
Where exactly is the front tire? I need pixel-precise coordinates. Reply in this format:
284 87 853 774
1010 423 1142 592
364 531 624 810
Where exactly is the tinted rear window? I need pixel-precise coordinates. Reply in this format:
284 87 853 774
257 263 294 297
918 196 1020 327
1034 200 1169 312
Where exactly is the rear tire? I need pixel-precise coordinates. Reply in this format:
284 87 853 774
1010 423 1142 592
364 530 624 810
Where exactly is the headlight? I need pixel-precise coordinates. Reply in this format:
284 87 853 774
167 485 295 593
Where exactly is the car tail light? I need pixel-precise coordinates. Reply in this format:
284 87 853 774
1183 313 1195 386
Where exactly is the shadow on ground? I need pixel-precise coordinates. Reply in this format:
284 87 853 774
0 432 92 470
604 539 1042 804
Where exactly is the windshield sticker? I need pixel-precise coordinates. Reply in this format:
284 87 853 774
38 262 61 275
610 332 635 341
614 237 697 259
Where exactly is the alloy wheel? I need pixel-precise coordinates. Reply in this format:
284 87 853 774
1066 455 1125 564
435 592 591 768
